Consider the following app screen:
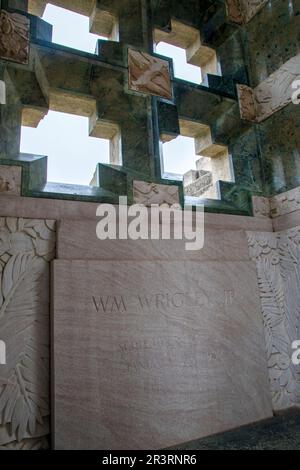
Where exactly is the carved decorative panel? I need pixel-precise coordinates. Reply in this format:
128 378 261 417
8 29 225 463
270 187 300 218
0 10 30 65
133 180 179 206
238 54 300 122
248 228 300 410
128 49 172 101
0 217 55 448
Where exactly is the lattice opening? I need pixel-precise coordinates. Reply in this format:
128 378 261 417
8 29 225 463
28 1 119 49
161 119 234 200
154 19 219 85
20 110 110 186
42 4 106 53
156 42 201 85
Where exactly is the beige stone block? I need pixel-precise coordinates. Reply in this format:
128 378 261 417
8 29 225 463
56 219 251 262
53 259 272 450
252 196 271 219
0 195 273 232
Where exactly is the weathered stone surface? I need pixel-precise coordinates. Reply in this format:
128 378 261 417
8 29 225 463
252 187 300 220
237 84 257 121
53 259 272 450
252 196 270 219
0 165 22 196
133 180 179 206
270 187 300 218
128 49 172 101
226 0 268 24
0 217 55 447
0 10 30 65
248 228 300 410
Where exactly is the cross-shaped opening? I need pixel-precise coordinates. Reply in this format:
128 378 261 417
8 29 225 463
154 20 219 86
28 1 119 52
161 119 234 200
20 88 121 187
20 110 110 186
20 2 121 188
42 4 104 54
156 42 202 85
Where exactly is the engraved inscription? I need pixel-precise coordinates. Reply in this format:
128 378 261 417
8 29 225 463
91 290 227 313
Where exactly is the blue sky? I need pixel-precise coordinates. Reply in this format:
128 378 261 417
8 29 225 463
20 4 201 185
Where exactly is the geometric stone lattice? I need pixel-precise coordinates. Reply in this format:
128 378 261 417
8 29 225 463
0 10 30 65
248 228 300 410
0 218 55 449
128 49 172 101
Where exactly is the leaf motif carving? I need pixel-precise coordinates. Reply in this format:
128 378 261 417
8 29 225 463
247 228 300 409
0 217 54 445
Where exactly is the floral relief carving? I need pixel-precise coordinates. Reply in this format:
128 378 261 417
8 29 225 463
0 10 30 65
128 49 172 101
0 217 55 447
247 228 300 409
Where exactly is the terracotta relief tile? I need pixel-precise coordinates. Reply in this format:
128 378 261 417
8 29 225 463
133 180 180 206
237 84 257 122
128 48 172 101
0 10 30 65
